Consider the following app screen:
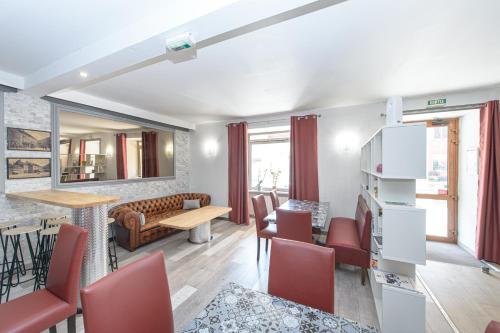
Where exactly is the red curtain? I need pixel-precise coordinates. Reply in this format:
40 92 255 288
142 131 159 178
289 115 319 201
476 100 500 264
228 122 250 225
79 139 86 180
116 133 128 179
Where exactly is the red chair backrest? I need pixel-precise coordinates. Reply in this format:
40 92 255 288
268 238 335 313
486 321 500 333
252 194 269 232
80 251 174 333
46 223 88 308
354 195 372 251
270 190 280 211
276 208 312 243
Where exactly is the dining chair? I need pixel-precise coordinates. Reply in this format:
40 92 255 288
486 321 500 333
276 208 313 243
268 238 335 313
0 224 88 333
269 190 280 211
80 251 174 333
251 194 277 261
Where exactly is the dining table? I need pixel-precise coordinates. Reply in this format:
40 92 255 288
182 282 378 333
264 199 330 230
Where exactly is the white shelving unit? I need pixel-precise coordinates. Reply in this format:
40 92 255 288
361 124 427 333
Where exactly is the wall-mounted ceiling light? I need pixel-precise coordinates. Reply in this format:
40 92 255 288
203 138 219 158
79 71 88 78
334 130 360 154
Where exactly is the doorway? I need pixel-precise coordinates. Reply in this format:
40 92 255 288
415 119 458 243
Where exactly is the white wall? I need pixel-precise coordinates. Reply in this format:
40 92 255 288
457 111 480 254
190 102 385 219
190 122 228 206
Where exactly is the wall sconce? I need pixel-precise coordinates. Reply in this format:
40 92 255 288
334 131 360 154
165 142 174 157
105 145 114 158
203 139 219 158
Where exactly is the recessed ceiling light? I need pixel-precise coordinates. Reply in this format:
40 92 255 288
79 71 88 78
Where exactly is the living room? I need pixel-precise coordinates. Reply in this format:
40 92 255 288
0 1 500 333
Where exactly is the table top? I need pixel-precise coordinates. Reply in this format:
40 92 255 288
182 282 378 333
6 190 120 208
159 205 232 230
264 199 329 229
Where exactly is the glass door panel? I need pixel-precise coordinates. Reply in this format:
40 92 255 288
415 119 458 243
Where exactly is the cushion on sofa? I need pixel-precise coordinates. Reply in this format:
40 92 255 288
140 210 185 232
183 199 200 210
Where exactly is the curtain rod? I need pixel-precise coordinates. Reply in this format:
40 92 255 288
403 103 485 115
227 114 322 126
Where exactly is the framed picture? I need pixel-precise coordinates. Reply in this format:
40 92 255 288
6 158 51 179
7 127 51 152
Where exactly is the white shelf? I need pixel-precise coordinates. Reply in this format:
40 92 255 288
362 123 427 333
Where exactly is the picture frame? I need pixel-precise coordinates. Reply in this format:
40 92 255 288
6 158 51 180
7 127 51 152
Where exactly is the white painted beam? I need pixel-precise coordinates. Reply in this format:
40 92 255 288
25 0 347 97
0 70 25 89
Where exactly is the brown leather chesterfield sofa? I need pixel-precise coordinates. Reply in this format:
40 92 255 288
108 193 211 251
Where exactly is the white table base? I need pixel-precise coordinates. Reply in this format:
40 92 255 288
189 221 211 244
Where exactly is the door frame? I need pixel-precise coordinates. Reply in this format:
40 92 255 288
413 118 459 243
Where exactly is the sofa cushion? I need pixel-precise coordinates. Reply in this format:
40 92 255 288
183 199 200 210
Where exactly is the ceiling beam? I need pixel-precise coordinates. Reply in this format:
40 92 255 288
26 0 347 97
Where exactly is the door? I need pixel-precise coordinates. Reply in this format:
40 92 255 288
416 119 458 243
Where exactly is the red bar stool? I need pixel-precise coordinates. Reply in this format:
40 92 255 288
0 224 88 333
268 238 335 313
80 251 174 333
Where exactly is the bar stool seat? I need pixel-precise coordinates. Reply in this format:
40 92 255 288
3 225 41 236
47 218 71 227
40 226 61 236
40 214 67 221
0 221 18 230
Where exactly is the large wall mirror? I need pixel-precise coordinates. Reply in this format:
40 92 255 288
55 107 175 185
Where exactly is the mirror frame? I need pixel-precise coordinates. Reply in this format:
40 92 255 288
51 102 177 188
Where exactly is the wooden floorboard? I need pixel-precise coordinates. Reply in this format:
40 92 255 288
5 219 463 332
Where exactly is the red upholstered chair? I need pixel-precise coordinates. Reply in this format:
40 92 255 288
326 195 372 285
80 251 174 333
268 238 335 313
486 321 500 333
252 194 277 261
270 190 280 211
276 208 313 243
0 224 88 333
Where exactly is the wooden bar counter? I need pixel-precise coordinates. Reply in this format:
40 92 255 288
7 190 120 286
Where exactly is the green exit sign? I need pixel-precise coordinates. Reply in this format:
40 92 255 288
427 98 447 107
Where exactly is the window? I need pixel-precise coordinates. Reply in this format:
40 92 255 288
249 127 290 191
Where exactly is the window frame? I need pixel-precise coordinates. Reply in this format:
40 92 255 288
248 130 290 192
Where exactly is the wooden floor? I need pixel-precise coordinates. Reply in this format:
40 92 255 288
8 219 379 332
418 260 500 333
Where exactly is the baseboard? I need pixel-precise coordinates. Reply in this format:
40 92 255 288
457 240 476 257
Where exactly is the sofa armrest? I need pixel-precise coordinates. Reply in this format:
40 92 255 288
110 207 141 251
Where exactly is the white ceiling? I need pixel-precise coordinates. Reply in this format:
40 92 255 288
72 0 500 123
0 0 237 76
2 0 500 126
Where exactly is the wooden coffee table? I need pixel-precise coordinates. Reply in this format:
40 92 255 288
159 205 232 243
